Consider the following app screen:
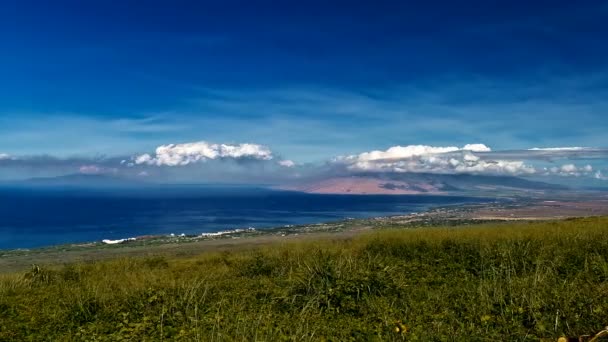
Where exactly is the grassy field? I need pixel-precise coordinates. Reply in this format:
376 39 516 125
1 217 608 341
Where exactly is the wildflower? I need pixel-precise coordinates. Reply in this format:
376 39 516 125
394 322 407 334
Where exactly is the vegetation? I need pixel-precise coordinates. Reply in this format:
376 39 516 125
2 217 608 341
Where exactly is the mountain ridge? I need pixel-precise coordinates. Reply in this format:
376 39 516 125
280 173 567 195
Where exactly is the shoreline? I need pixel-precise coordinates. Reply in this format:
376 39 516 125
1 193 497 252
2 196 608 272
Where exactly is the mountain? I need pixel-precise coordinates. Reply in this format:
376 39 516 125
281 173 567 195
3 174 146 188
2 172 569 196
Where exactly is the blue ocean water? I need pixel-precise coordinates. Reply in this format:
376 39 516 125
0 187 488 249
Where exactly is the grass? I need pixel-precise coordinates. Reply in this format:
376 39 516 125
2 217 608 341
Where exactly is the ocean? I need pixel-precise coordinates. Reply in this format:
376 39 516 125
0 186 488 249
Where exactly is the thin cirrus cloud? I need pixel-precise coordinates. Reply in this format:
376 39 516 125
528 147 589 151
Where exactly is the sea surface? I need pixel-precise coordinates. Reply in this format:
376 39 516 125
0 186 489 249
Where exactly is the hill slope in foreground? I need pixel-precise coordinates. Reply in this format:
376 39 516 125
2 217 608 340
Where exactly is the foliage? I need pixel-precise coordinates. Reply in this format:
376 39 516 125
2 217 608 340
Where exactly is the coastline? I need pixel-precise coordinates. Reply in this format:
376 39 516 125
2 196 608 273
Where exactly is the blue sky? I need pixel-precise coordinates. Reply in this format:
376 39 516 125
1 1 607 183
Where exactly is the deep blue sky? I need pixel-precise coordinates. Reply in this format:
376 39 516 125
1 1 607 161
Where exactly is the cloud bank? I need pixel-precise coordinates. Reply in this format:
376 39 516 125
0 140 606 184
133 141 274 166
333 144 539 176
529 147 589 151
338 143 491 163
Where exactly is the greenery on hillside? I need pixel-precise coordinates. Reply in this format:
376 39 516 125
2 217 608 341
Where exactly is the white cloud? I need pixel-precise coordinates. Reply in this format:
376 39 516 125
343 144 490 163
279 160 295 168
595 171 608 180
134 141 273 166
463 144 492 152
78 165 118 175
134 154 153 165
546 164 595 177
352 145 460 162
529 147 589 151
79 165 102 174
334 144 606 178
463 153 480 162
336 144 536 176
0 153 11 160
560 164 578 173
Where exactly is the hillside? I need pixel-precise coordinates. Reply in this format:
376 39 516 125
1 217 608 340
6 174 145 188
282 173 567 195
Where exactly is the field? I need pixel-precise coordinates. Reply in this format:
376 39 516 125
2 217 608 341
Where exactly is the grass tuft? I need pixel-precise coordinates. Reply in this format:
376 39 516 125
2 217 608 340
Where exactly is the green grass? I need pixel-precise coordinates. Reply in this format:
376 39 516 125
2 217 608 341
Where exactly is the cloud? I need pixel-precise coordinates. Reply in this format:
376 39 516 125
78 164 120 175
595 171 608 180
79 165 103 174
463 144 492 152
134 141 274 166
0 140 606 185
469 148 608 162
529 147 590 151
560 164 578 173
339 144 491 163
546 164 595 177
279 160 296 168
334 144 535 176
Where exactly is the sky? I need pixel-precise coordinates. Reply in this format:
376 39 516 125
1 1 607 184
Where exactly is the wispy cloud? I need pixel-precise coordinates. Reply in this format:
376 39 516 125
529 147 589 151
2 70 608 161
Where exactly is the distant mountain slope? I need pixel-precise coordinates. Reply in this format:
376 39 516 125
2 172 569 195
281 173 567 195
283 177 443 195
4 174 146 188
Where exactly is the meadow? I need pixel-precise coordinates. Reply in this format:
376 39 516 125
1 217 608 341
